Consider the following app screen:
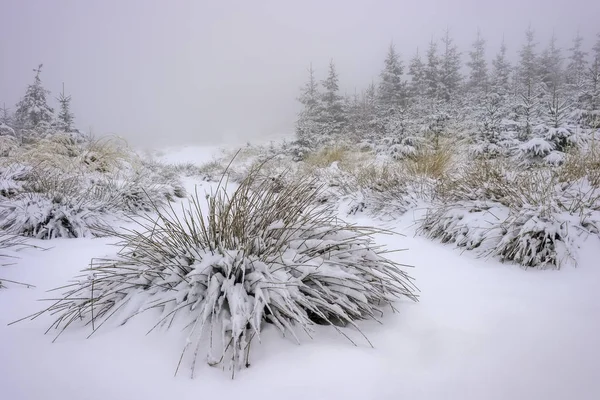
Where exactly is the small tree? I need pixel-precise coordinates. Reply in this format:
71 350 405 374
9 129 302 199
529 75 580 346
491 38 512 96
377 42 405 113
295 63 322 146
0 103 13 126
424 39 441 100
439 29 462 102
56 83 75 132
565 32 588 108
319 60 346 136
14 64 54 131
408 48 426 99
467 29 488 93
0 103 16 137
515 26 541 140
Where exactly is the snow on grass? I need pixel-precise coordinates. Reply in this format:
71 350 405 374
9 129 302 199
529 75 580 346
1 145 600 399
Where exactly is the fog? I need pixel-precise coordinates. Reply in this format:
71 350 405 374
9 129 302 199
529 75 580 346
1 0 598 148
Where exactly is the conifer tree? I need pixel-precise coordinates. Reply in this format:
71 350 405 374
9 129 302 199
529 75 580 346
408 48 426 99
295 63 322 144
515 26 541 139
565 32 587 108
56 83 75 132
0 103 13 126
0 103 15 137
14 64 54 131
491 38 512 95
424 39 441 100
377 42 405 113
538 33 563 91
467 29 488 93
439 29 462 101
360 82 378 136
319 60 346 135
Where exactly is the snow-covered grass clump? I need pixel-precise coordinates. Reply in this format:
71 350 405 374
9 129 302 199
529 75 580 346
420 156 600 269
0 134 186 239
25 164 418 377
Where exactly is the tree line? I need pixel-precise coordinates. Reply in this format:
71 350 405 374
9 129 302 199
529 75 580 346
295 27 600 157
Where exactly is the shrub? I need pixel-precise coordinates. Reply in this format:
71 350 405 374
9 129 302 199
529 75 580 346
25 164 418 377
421 157 599 269
419 201 576 269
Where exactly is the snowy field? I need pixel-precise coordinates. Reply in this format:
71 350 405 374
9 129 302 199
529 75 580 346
1 145 599 400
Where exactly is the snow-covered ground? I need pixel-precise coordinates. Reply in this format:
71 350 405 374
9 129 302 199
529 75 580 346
1 146 599 400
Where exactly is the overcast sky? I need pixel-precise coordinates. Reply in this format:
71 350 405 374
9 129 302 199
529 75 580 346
1 0 599 148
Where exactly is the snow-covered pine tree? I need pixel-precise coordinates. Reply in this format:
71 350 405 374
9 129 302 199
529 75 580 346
14 64 54 132
466 29 488 94
0 103 16 136
538 33 564 95
515 26 541 140
360 82 379 139
439 29 462 102
408 48 426 99
424 39 441 100
491 38 512 96
0 103 13 127
318 60 346 136
56 83 75 133
536 33 573 152
295 63 322 149
565 32 588 109
345 90 362 136
377 42 405 113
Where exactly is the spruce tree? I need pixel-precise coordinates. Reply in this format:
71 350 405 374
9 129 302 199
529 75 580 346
360 82 378 137
408 48 426 99
56 83 75 132
377 42 405 113
565 32 587 108
467 29 488 93
538 33 563 91
439 29 462 101
295 63 322 144
0 103 15 137
491 38 512 95
319 60 346 136
0 103 13 126
515 26 541 139
538 34 565 130
424 39 441 100
14 64 54 131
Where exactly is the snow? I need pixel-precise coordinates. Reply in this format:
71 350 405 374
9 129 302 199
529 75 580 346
2 146 600 400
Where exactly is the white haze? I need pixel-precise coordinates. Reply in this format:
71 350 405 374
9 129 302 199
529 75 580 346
1 0 599 148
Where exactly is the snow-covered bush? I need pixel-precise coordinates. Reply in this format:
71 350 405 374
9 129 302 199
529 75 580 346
0 191 114 239
419 201 577 269
28 164 418 377
0 134 187 238
422 156 600 269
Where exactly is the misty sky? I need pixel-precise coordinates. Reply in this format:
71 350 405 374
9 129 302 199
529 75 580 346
1 0 599 148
